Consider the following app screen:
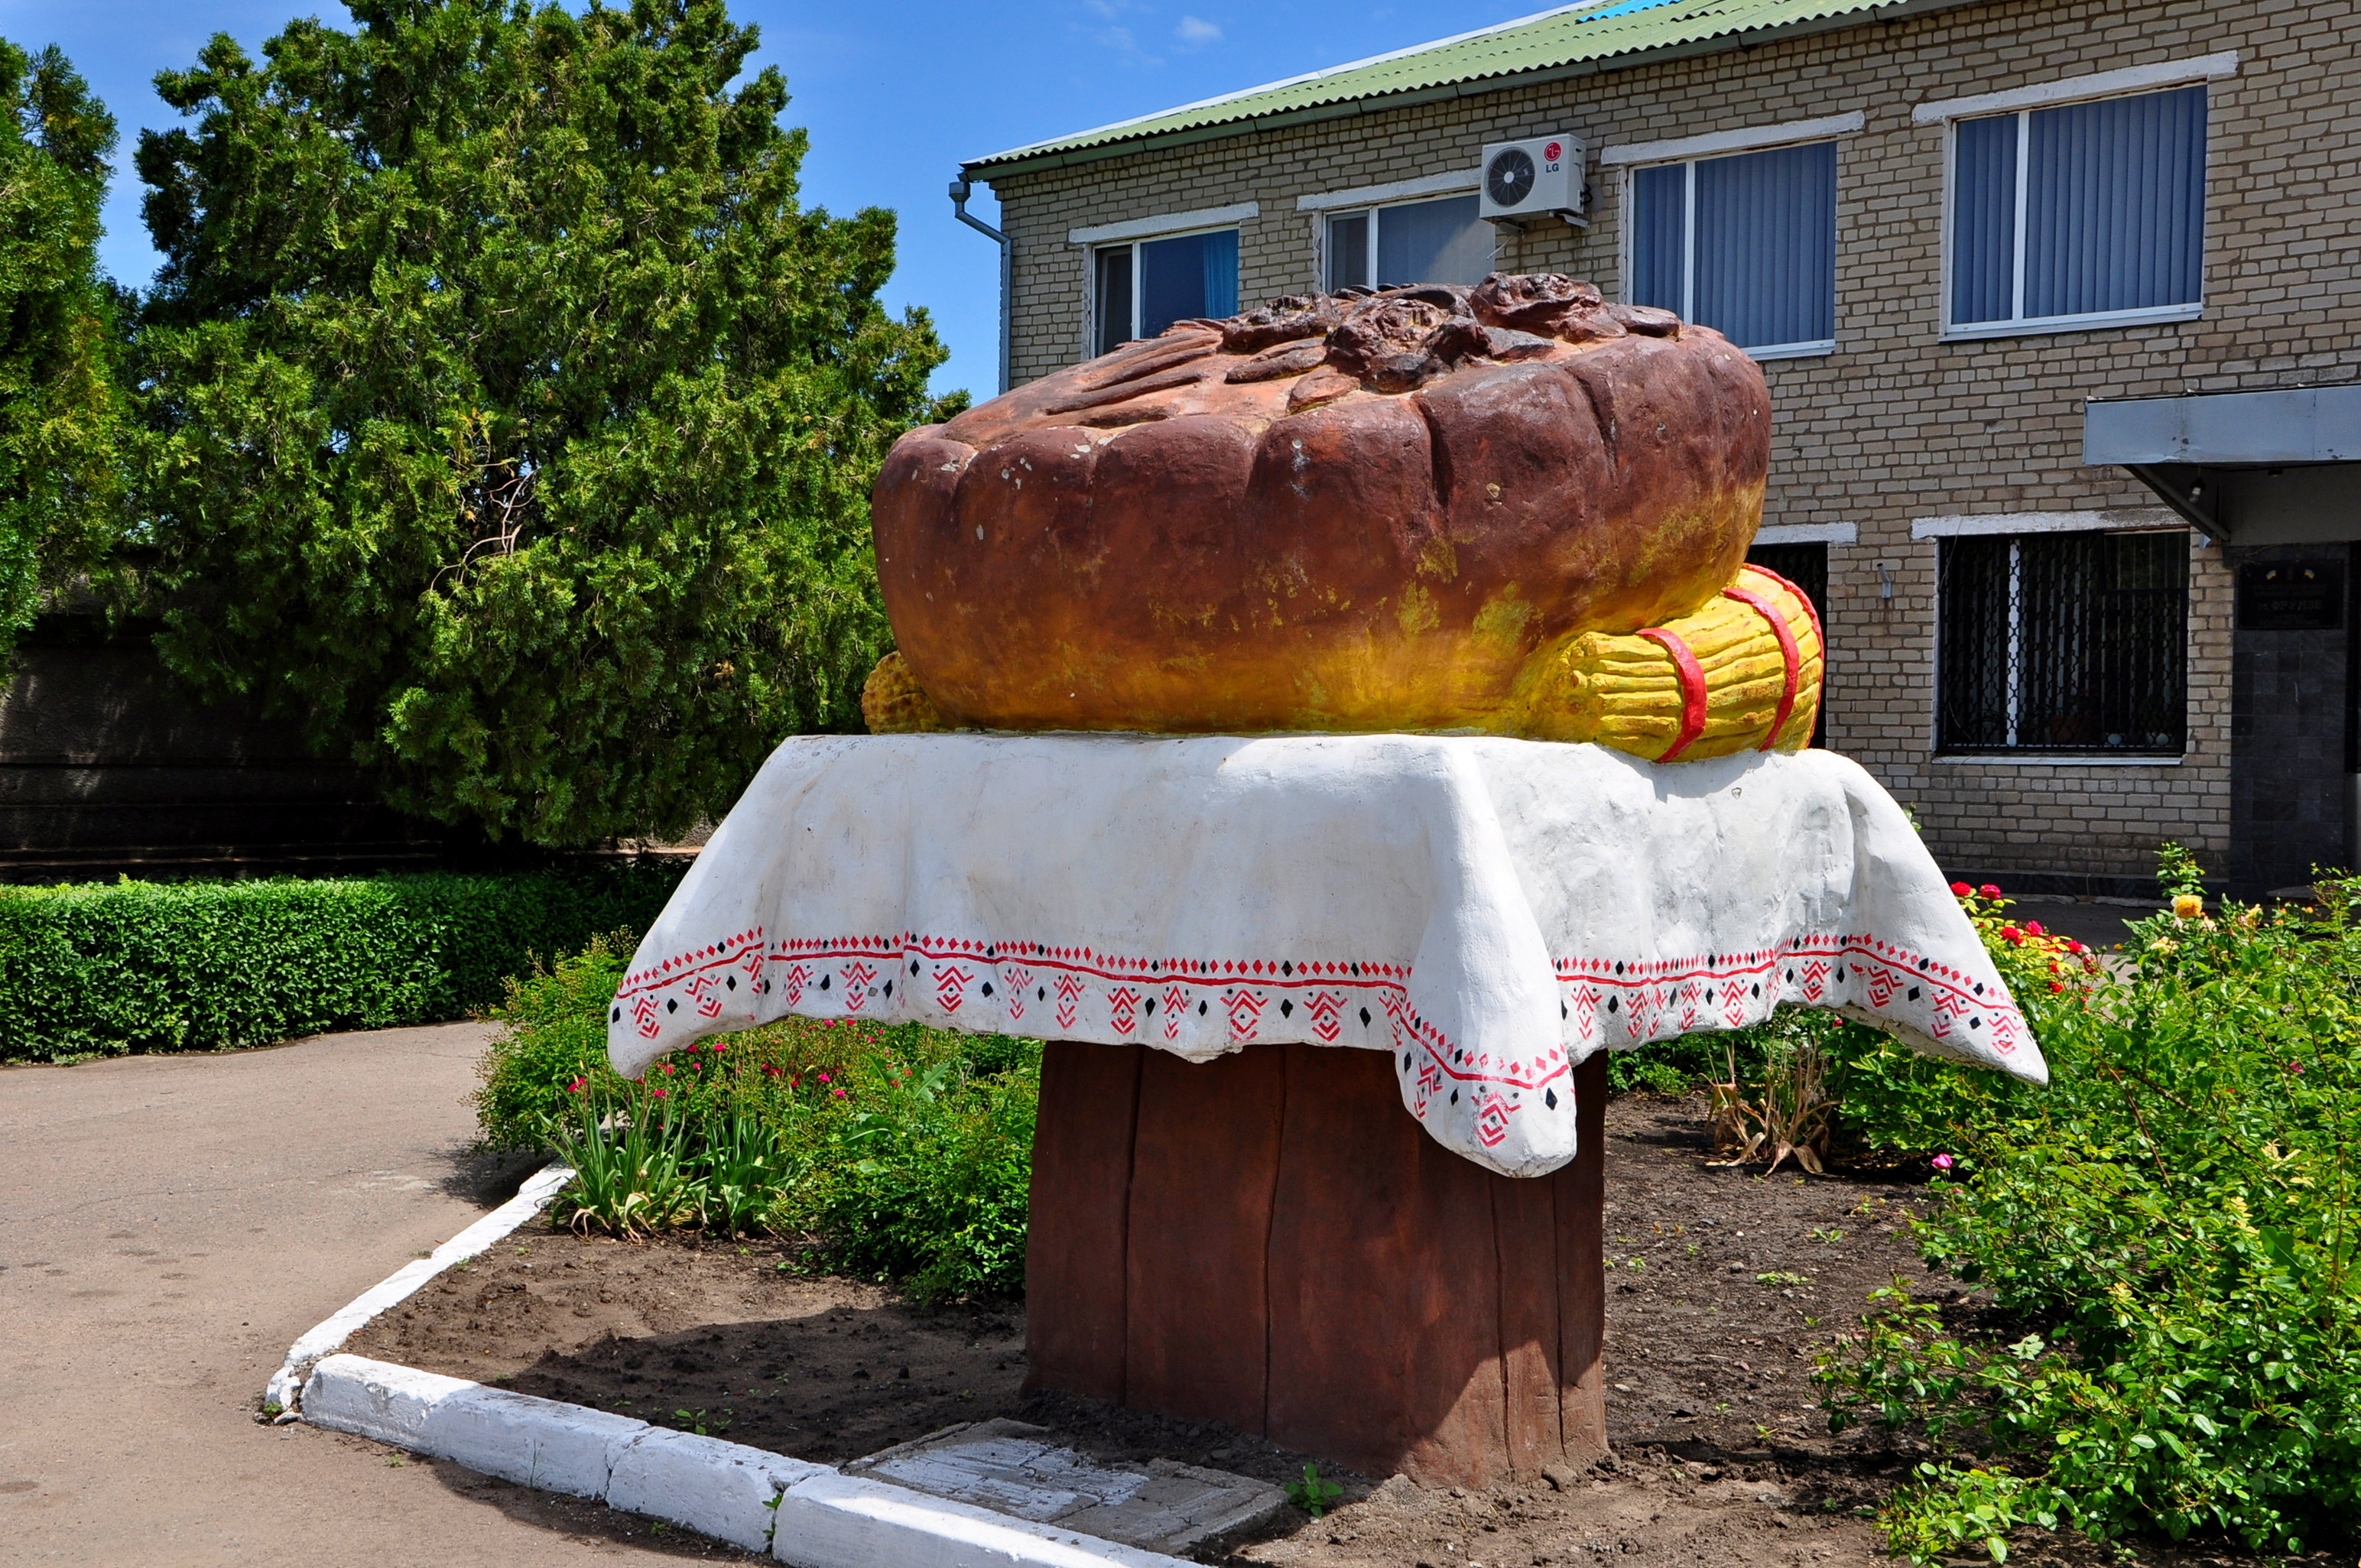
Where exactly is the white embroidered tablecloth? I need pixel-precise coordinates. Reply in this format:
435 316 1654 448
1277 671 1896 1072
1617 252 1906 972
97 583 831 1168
608 734 2041 1177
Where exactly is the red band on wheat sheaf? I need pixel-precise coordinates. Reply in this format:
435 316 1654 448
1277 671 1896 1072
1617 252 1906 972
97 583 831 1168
1636 627 1708 761
1739 562 1824 664
1722 585 1802 750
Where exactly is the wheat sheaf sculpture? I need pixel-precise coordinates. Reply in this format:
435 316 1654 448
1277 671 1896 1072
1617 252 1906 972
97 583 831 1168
865 271 1819 762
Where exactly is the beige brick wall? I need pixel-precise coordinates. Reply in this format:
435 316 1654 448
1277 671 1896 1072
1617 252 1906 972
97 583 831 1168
980 0 2361 881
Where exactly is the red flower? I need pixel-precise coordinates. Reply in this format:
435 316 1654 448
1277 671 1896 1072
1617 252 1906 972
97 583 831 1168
2048 980 2064 992
567 1076 588 1094
661 1062 676 1076
2065 940 2087 955
651 1086 670 1099
2000 925 2025 945
1979 884 2002 898
1950 881 1972 898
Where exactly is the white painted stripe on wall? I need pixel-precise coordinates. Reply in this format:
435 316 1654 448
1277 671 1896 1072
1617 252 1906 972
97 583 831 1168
1911 52 2239 125
1600 112 1865 168
1909 507 2183 540
1755 522 1859 546
1068 203 1260 246
1297 170 1483 212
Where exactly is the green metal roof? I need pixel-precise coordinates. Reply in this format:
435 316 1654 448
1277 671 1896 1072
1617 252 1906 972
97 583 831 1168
966 0 1956 174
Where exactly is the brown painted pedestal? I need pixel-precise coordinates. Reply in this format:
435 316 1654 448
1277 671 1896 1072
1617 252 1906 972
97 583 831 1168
1026 1041 1609 1489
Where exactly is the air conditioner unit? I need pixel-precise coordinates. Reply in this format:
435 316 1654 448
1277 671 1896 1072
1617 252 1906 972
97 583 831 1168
1479 134 1586 225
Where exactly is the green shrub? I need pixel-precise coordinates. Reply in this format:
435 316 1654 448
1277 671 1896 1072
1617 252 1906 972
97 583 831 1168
1816 862 2361 1557
0 864 681 1062
478 946 1038 1301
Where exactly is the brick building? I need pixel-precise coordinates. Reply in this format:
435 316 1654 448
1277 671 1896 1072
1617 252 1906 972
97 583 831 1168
956 0 2361 898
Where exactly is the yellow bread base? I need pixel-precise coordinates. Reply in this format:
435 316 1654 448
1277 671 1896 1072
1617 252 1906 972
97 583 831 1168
865 563 1824 763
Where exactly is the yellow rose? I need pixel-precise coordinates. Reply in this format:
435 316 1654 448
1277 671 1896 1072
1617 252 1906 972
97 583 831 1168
2172 893 2203 920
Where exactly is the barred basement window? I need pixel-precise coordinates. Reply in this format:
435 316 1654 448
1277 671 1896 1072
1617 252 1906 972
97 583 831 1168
1936 530 2187 755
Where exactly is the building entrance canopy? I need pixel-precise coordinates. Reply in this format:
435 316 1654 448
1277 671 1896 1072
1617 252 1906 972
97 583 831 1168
2087 385 2361 544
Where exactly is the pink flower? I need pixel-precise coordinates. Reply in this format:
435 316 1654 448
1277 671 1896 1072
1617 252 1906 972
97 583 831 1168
1950 881 1972 898
832 1087 847 1098
651 1087 670 1099
1931 1154 1955 1170
817 1073 832 1083
567 1076 588 1094
2023 920 2044 937
2288 1060 2307 1075
712 1041 726 1054
661 1063 676 1076
1979 884 2002 898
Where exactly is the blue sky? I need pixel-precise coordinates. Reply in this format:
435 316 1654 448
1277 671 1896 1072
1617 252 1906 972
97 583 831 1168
3 0 1560 400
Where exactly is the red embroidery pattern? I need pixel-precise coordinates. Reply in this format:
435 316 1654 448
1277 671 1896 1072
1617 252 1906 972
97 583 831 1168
614 929 2026 1109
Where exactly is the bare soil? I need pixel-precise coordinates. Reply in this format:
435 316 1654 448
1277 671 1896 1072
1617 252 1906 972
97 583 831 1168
349 1092 2342 1567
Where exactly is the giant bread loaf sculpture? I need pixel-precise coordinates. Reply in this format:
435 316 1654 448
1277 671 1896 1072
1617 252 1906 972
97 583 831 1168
867 272 1820 760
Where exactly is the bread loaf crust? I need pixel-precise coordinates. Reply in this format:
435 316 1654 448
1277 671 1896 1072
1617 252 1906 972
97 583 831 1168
870 275 1771 735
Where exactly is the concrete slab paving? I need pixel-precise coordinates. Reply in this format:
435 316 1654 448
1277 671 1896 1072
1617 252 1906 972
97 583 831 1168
0 1022 746 1565
846 1419 1288 1554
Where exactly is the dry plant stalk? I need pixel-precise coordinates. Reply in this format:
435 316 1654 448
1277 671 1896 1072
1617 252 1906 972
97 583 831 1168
1709 1031 1835 1177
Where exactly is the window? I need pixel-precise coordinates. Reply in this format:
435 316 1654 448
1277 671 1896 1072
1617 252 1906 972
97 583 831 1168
1323 194 1492 292
1946 85 2206 335
1746 541 1829 746
1937 531 2187 755
1627 141 1837 358
1094 228 1240 354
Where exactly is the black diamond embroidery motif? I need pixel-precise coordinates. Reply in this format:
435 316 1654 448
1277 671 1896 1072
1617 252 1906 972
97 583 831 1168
665 998 677 1013
1359 1008 1372 1026
1280 1000 1294 1018
982 982 995 997
611 1007 621 1023
1544 1087 1558 1110
820 975 830 990
884 980 893 997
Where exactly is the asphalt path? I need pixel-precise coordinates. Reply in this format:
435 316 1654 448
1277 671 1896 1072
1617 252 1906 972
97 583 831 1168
0 1023 752 1566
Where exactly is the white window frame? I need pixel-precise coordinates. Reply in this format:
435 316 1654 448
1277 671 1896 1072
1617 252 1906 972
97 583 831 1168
1070 203 1257 359
1920 55 2236 343
1296 173 1490 292
1615 143 1844 363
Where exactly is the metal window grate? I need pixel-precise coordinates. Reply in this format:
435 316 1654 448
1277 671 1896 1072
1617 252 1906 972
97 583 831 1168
1937 531 2187 754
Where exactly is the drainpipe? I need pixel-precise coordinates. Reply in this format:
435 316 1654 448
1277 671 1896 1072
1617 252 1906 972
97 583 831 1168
949 175 1012 396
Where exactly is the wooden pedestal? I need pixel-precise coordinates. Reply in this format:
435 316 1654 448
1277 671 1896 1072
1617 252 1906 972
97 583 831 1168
1025 1040 1608 1489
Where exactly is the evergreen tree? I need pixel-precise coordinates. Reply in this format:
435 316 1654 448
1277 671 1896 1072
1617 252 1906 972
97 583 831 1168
135 0 957 845
0 40 125 665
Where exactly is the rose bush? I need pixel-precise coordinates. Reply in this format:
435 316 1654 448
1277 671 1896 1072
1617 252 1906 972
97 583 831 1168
1815 849 2361 1559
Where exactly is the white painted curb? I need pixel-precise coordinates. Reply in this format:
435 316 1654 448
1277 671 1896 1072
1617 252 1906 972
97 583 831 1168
264 1159 574 1414
278 1169 1199 1565
302 1355 1197 1566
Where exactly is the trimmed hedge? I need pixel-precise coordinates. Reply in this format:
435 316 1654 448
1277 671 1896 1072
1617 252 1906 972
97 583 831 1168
0 865 684 1062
